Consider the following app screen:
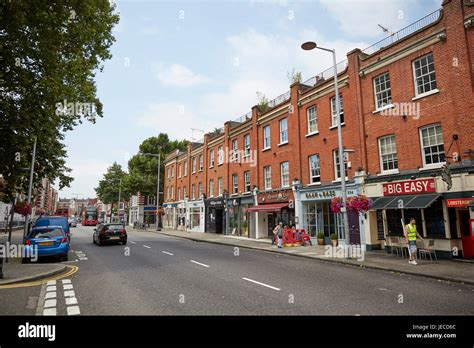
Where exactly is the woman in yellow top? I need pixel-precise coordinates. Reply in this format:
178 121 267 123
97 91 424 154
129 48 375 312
404 218 424 265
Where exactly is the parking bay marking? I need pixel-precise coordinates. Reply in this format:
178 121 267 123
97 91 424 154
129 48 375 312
242 277 281 291
189 260 210 268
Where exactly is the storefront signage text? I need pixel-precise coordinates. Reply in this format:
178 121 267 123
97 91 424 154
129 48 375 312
258 190 293 204
446 198 474 208
305 189 356 200
383 179 436 196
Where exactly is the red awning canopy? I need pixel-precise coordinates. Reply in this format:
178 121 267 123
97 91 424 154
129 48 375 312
246 203 288 213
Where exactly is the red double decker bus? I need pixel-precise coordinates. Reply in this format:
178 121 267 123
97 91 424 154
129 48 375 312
82 205 98 226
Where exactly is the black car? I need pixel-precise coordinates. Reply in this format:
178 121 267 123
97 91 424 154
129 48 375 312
93 223 127 246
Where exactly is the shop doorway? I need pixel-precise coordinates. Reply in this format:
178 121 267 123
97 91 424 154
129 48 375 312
348 211 360 244
267 213 275 237
459 209 473 259
215 208 224 234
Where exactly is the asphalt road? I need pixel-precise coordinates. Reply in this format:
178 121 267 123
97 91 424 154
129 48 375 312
1 224 474 315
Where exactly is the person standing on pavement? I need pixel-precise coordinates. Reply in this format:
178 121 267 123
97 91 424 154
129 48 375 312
404 218 424 265
272 222 283 248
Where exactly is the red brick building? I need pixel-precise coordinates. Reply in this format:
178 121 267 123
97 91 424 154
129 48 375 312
163 0 474 258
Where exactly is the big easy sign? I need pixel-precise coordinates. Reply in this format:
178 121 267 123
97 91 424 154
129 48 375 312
383 178 436 196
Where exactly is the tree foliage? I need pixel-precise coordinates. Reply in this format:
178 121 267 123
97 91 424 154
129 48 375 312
0 0 119 202
94 162 127 205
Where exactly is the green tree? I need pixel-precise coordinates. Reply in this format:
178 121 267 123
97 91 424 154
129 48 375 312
95 162 128 207
0 0 119 202
126 134 189 198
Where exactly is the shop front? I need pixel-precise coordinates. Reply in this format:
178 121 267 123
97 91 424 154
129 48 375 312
365 175 473 259
143 205 157 226
162 203 177 229
294 184 362 245
247 189 295 239
205 197 226 234
186 199 205 232
226 195 255 237
177 201 187 231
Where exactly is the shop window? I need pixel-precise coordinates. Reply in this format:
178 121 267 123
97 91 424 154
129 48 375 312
424 199 446 239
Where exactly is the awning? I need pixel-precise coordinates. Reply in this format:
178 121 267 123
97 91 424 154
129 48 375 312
246 203 288 213
371 194 440 210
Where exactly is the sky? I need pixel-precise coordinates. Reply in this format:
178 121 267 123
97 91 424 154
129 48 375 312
57 0 441 199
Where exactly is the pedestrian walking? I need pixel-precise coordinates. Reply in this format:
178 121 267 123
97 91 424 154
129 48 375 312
273 222 283 248
404 218 424 265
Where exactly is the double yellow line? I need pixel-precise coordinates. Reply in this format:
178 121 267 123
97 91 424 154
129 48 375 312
0 265 79 289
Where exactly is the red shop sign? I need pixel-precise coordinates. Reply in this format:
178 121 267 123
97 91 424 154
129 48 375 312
383 178 436 196
446 198 474 208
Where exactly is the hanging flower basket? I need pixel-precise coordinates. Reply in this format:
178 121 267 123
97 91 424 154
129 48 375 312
347 194 372 214
330 197 344 213
14 201 32 216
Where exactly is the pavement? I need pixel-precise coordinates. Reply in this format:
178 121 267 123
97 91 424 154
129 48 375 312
1 225 473 316
134 228 474 285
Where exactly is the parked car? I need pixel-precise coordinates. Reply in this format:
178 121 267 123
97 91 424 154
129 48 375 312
68 216 77 227
24 226 69 262
34 216 71 241
93 223 127 246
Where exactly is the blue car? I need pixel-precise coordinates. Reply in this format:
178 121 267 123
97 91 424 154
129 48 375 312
24 226 70 262
34 216 71 241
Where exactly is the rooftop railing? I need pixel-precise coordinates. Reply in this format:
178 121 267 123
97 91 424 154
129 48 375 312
232 111 252 124
361 9 442 56
301 59 348 87
267 90 291 108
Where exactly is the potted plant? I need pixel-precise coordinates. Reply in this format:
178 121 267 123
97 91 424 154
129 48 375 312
330 233 338 247
317 232 325 245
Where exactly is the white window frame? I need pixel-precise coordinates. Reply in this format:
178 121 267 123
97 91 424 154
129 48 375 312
263 126 271 150
244 171 251 193
244 134 251 157
218 146 224 165
279 118 288 145
209 179 214 197
330 95 344 128
232 174 238 194
198 183 202 197
218 177 223 196
232 139 239 162
412 53 438 98
171 186 174 199
184 160 187 176
373 72 392 110
309 155 321 184
209 150 215 168
378 135 399 174
178 163 182 178
333 149 348 180
280 162 289 188
182 187 186 199
192 157 197 174
264 166 272 190
307 106 318 135
178 188 181 201
419 124 445 168
199 154 203 171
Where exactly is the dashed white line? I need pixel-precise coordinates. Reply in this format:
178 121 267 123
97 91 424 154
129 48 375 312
242 277 281 291
63 284 74 290
130 241 136 244
43 308 57 316
46 286 57 292
189 260 210 268
62 279 72 284
64 290 75 298
143 245 151 249
43 299 56 308
44 292 56 299
65 297 78 305
67 306 80 316
161 251 174 256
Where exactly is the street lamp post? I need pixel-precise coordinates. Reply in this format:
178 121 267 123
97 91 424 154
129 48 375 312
140 152 161 231
23 136 37 240
301 42 350 246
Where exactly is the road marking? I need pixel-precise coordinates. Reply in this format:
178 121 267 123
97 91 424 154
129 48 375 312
46 286 57 292
130 241 136 244
65 297 78 305
189 260 210 268
43 308 56 316
162 251 174 256
242 277 281 291
64 290 75 298
62 279 72 284
46 280 57 286
43 299 56 308
79 257 88 261
63 284 74 290
143 245 151 249
44 292 56 299
67 305 80 316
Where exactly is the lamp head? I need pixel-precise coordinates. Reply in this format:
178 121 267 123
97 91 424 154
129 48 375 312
301 41 317 50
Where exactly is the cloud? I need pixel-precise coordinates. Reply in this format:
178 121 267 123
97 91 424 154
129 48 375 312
154 63 210 87
319 0 439 38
